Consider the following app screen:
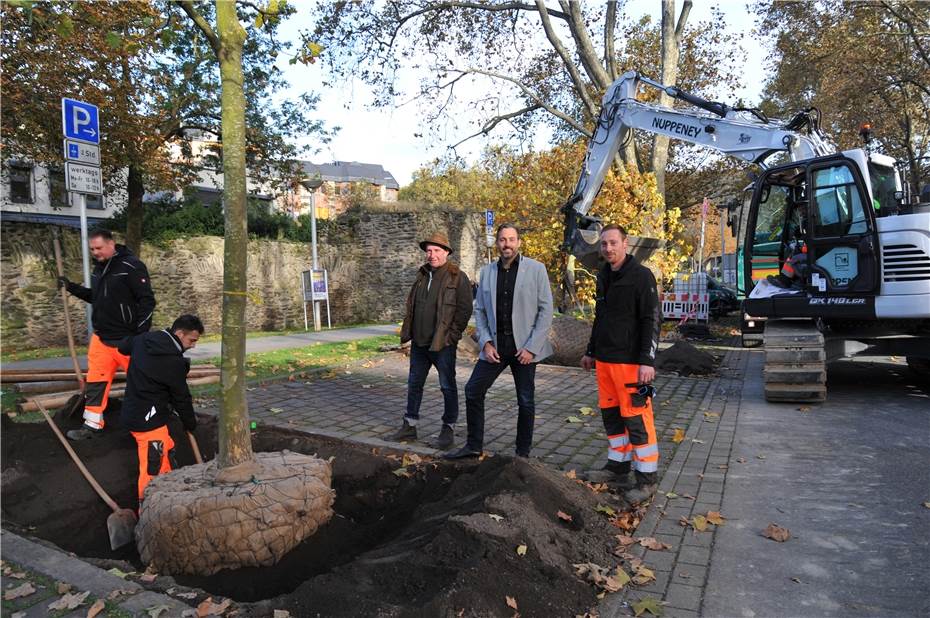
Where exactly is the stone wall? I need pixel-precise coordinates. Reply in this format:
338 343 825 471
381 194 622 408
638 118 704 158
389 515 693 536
0 210 484 349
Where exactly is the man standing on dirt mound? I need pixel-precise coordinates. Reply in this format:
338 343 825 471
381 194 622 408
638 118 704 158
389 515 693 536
57 228 156 441
444 223 553 460
118 314 202 502
393 231 473 450
580 225 661 504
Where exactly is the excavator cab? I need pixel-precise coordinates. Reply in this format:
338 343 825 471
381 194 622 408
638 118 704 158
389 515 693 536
742 153 881 319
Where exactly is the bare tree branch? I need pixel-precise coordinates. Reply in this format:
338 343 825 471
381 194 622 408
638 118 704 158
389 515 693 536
879 1 930 70
534 0 598 120
675 0 692 39
562 0 611 89
175 1 219 54
604 1 618 80
451 104 542 148
454 67 591 136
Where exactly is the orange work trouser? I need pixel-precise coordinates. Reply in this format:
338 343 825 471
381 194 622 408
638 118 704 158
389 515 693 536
83 334 131 430
130 425 175 502
595 362 658 479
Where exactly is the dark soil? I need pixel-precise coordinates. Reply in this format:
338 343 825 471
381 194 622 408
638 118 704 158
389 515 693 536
2 409 629 617
656 341 718 376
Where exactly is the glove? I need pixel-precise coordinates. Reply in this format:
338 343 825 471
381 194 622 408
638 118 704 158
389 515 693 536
182 415 197 433
56 276 70 290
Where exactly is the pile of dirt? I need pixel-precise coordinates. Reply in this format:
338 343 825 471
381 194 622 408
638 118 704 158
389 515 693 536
656 341 718 376
2 411 628 617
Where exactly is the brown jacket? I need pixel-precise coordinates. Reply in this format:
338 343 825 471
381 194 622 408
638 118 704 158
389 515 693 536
400 262 473 352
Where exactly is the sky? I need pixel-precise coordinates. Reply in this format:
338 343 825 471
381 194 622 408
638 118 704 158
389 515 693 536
274 2 764 187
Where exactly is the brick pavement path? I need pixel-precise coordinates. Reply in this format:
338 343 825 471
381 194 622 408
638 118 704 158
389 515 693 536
600 345 749 617
203 350 718 478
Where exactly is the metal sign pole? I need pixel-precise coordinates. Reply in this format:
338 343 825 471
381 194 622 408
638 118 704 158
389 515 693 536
324 270 331 329
300 273 308 331
76 192 92 339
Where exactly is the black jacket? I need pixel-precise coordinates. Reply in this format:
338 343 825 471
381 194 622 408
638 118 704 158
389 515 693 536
118 330 196 433
586 255 661 366
66 244 155 343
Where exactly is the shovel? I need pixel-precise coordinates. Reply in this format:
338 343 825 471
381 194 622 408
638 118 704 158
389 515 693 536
35 401 137 550
187 431 204 464
52 231 86 419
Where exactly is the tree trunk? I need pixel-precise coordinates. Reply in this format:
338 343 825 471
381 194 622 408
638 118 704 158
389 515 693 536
124 165 144 255
216 0 253 468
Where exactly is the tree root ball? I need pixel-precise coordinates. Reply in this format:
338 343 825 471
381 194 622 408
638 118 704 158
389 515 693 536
135 450 334 576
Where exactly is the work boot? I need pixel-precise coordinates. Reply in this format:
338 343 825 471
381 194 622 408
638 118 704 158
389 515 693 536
390 419 417 442
582 461 631 485
625 483 658 504
66 426 103 441
436 424 454 450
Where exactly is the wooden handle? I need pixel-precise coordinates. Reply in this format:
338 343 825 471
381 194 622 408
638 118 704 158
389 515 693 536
52 232 85 391
35 402 120 513
187 432 204 464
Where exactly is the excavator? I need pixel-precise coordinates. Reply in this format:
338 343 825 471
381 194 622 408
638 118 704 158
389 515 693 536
562 71 930 403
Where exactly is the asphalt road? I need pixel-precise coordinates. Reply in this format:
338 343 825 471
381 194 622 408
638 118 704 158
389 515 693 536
704 354 930 617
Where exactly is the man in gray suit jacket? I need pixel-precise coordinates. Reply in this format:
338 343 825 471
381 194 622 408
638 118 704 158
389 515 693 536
444 224 554 459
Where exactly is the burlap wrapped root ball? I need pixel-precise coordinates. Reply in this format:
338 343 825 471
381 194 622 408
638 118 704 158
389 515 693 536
136 450 334 576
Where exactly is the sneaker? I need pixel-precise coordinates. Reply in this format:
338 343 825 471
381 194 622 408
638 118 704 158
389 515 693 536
442 446 481 460
66 426 104 441
390 419 417 442
625 483 658 504
436 424 454 450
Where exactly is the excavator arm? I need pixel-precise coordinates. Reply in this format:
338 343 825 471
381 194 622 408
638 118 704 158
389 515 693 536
563 71 836 261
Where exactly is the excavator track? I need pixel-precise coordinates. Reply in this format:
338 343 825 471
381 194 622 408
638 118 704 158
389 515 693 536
762 319 827 403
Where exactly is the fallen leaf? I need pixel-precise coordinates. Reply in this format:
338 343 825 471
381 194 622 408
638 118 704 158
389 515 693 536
595 504 616 517
762 523 791 542
175 592 198 600
57 582 72 593
573 562 629 592
717 465 728 470
565 416 583 423
8 571 27 579
107 589 134 600
268 407 284 414
4 583 36 600
756 454 766 460
604 567 631 592
664 491 679 499
10 612 25 618
273 611 291 618
633 596 664 616
703 411 719 420
197 597 232 617
615 534 637 546
691 515 708 532
671 428 685 443
579 406 595 416
632 565 656 585
798 406 811 412
564 469 577 479
791 577 803 584
87 598 106 618
678 571 692 579
556 510 574 522
401 453 422 467
108 568 130 579
691 439 705 444
146 605 171 618
516 544 527 556
488 514 504 522
140 573 157 583
505 595 518 610
392 467 412 478
922 501 930 509
706 511 726 526
638 537 671 551
48 591 90 611
736 458 747 463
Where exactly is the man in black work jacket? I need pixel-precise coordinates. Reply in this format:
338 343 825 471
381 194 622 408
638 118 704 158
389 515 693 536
581 225 662 504
58 228 156 440
118 314 203 502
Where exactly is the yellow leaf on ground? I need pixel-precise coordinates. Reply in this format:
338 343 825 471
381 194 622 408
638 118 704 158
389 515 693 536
595 504 616 517
638 537 671 551
671 428 685 443
3 583 36 600
565 416 583 423
633 596 664 616
762 523 791 542
706 511 726 525
564 469 577 479
56 582 72 594
47 591 90 611
579 406 595 416
392 467 412 478
516 544 527 556
197 597 231 617
616 534 637 546
691 515 708 532
402 453 422 467
632 565 656 585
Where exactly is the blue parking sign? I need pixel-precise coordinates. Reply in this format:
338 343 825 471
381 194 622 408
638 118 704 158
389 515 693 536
485 209 494 228
61 98 100 144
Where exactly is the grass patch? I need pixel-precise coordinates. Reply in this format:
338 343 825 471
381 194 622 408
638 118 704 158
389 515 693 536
1 345 88 364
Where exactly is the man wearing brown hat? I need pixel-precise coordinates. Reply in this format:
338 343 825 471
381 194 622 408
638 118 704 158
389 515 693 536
394 231 473 449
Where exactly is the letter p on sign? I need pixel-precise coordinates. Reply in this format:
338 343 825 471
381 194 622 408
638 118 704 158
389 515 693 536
61 98 100 145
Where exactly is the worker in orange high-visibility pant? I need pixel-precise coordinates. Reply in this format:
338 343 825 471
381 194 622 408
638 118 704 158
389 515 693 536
58 228 155 440
581 224 662 504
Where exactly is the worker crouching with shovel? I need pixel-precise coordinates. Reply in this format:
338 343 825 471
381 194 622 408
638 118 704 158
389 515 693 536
117 314 203 503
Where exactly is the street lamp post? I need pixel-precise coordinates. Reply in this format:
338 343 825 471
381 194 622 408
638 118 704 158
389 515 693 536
303 177 324 331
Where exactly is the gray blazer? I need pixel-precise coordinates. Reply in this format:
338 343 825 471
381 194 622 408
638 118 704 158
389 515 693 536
474 255 554 363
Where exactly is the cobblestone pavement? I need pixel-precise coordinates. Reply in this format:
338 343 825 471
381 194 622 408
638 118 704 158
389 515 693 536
203 351 719 477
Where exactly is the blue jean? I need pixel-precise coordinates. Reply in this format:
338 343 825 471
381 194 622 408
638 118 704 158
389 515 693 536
463 353 537 455
405 344 459 425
